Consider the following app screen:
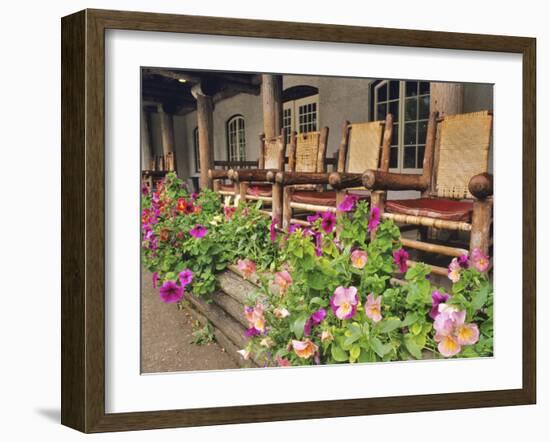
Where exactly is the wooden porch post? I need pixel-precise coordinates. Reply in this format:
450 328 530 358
261 74 282 139
261 74 283 219
429 83 464 117
157 104 175 171
192 85 214 190
141 107 153 170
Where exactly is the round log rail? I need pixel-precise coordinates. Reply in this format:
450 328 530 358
468 172 494 199
328 172 363 189
275 171 331 185
383 212 472 231
232 169 277 183
362 169 429 191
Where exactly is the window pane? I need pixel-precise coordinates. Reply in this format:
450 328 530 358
419 95 430 119
390 146 398 168
404 122 417 145
405 97 417 121
388 100 399 121
404 146 416 168
419 81 430 95
418 121 428 144
417 145 425 169
377 83 387 102
389 81 400 100
377 103 387 120
405 81 418 97
391 123 399 145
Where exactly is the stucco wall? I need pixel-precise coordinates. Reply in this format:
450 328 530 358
146 76 494 188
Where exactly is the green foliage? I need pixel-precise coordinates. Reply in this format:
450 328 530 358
190 321 215 345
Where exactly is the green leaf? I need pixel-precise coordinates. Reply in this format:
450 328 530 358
350 345 361 361
291 315 308 340
331 345 348 362
401 312 419 327
309 297 328 308
410 323 423 336
471 285 490 311
370 337 391 358
404 334 422 359
378 318 402 333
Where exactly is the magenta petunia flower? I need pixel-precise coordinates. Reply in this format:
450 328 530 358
320 211 336 234
430 291 450 319
368 206 381 233
159 280 184 303
314 231 323 257
337 194 358 212
152 272 159 289
330 286 358 320
244 327 260 337
178 269 193 287
393 248 409 273
307 212 322 223
457 254 470 269
189 224 207 238
304 308 327 336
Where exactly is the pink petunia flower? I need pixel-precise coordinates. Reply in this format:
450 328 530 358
448 257 462 283
330 286 358 320
393 248 409 273
244 303 265 333
270 217 279 242
368 206 381 233
365 293 383 322
189 224 207 238
433 304 479 357
159 280 184 304
276 356 291 367
470 248 490 272
350 249 368 269
337 194 358 212
292 339 318 359
274 270 293 295
237 259 257 279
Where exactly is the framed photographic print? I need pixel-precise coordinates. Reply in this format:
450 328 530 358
61 9 536 433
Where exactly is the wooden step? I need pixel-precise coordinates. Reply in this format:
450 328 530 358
211 290 248 328
217 270 258 304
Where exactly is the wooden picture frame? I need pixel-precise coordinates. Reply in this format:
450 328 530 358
61 8 536 433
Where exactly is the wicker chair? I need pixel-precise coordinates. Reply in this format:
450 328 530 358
229 129 287 219
209 160 258 198
142 152 176 191
276 114 393 229
362 110 493 275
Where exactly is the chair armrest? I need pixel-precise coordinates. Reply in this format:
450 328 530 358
328 172 363 189
208 169 231 180
362 169 429 191
468 172 493 199
232 168 277 183
275 171 331 185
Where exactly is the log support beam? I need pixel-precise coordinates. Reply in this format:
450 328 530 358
261 74 283 139
193 85 215 189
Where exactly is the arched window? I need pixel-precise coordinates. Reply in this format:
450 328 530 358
283 85 319 143
193 127 200 173
371 80 430 172
226 115 246 162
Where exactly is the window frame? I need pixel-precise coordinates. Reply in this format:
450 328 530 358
283 94 319 143
225 114 247 163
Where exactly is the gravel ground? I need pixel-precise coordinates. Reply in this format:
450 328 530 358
141 269 238 373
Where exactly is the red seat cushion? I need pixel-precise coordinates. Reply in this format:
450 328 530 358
291 190 337 206
247 184 272 197
386 198 473 222
219 183 236 193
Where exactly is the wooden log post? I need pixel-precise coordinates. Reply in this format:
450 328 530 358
261 74 282 139
370 190 386 241
157 103 175 161
192 85 215 189
429 83 464 117
141 107 153 170
282 186 294 229
470 197 492 255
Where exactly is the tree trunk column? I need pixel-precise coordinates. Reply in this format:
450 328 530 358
157 104 176 172
261 74 282 139
141 108 153 170
430 83 464 117
195 93 214 189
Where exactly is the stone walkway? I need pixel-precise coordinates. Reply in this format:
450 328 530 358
141 269 238 373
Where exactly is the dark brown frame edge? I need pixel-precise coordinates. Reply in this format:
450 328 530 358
61 8 536 433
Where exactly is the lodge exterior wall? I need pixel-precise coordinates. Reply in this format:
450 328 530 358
145 75 493 189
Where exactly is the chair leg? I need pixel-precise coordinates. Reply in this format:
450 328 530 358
469 198 492 255
239 182 248 203
370 191 386 241
282 186 294 229
271 182 283 223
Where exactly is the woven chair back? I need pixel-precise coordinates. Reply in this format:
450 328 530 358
434 110 492 199
345 122 384 173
